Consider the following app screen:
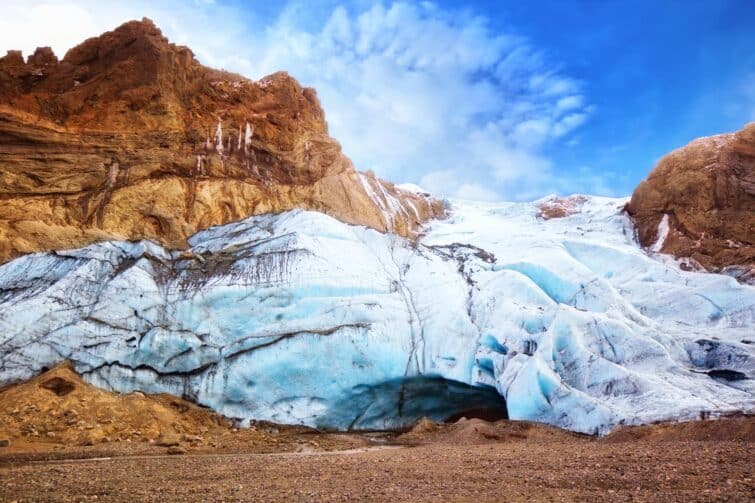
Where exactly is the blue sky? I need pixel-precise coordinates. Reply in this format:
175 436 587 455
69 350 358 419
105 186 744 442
2 1 754 200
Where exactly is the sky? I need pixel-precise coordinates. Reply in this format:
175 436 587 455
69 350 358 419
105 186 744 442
1 1 754 201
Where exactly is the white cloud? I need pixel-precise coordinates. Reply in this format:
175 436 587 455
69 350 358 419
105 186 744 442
242 3 593 200
553 111 590 137
454 184 502 202
0 0 245 64
0 1 594 201
0 2 118 58
419 172 499 202
556 95 583 113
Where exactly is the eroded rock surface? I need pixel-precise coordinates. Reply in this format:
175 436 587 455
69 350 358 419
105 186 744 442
0 18 442 264
627 123 755 282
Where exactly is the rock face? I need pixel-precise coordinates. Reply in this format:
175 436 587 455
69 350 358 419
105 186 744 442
1 198 753 434
0 18 442 264
537 195 588 220
627 123 755 282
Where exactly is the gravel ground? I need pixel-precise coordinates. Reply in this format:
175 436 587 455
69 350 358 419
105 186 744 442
1 433 752 502
3 358 752 501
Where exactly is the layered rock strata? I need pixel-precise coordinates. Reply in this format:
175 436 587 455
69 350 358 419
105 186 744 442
0 18 442 264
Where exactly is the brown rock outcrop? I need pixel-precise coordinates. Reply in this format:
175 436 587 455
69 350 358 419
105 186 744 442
537 195 588 220
627 123 755 282
0 362 231 445
0 18 442 264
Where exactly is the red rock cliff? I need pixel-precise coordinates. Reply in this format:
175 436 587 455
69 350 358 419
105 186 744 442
0 18 443 263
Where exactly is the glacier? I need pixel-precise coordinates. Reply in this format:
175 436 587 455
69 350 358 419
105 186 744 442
0 196 753 434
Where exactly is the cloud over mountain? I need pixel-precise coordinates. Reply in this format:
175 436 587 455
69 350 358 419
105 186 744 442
0 1 592 200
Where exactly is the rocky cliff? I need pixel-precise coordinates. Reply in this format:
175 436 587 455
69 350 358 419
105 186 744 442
627 123 755 282
0 18 442 264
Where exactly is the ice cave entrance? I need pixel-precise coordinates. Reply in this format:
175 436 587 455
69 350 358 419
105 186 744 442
317 376 508 431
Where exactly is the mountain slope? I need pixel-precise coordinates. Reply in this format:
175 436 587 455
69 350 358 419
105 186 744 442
1 196 752 434
0 18 442 264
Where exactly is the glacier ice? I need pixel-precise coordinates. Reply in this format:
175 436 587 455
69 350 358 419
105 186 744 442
0 197 753 434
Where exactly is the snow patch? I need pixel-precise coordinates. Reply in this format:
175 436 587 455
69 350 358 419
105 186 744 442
650 214 670 253
244 122 253 153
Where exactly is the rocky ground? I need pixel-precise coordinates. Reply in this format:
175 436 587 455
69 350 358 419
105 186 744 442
0 418 752 502
1 366 753 501
0 363 373 457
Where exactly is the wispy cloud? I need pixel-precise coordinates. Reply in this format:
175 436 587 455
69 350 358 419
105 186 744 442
0 1 594 201
242 3 595 200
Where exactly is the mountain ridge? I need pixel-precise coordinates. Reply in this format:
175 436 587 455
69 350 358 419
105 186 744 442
0 18 443 265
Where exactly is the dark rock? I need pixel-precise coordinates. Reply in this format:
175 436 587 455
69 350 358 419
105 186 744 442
40 377 76 396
